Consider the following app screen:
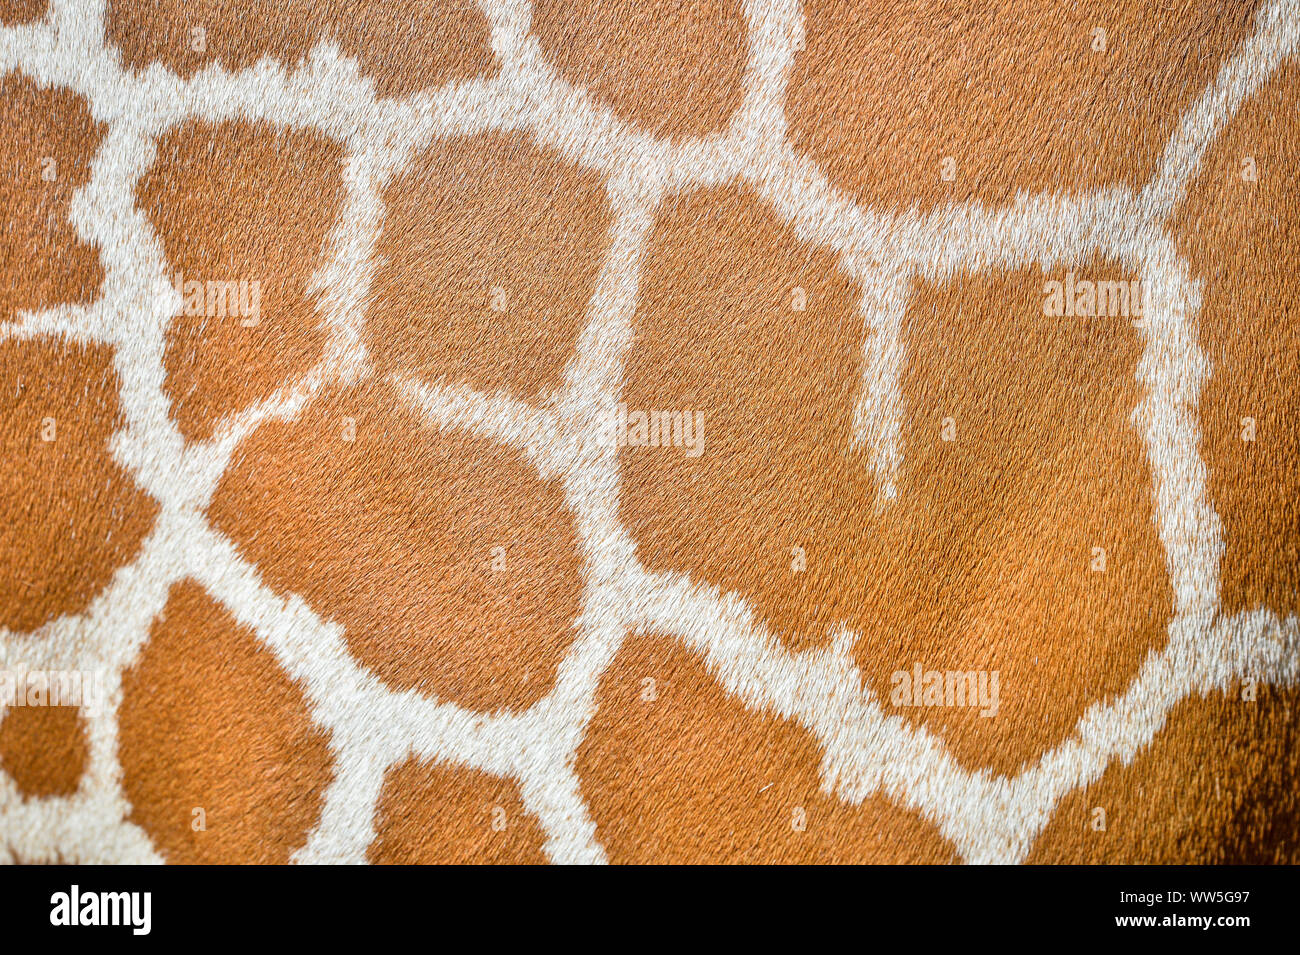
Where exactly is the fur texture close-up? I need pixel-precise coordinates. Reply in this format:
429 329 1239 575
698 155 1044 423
0 0 1298 866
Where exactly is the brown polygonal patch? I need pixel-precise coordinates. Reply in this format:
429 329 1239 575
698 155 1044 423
138 120 344 443
0 705 88 798
856 261 1170 777
533 0 747 140
1171 63 1300 620
577 635 958 863
0 0 45 27
1029 685 1300 863
119 582 333 864
0 340 158 632
106 0 496 99
786 0 1258 213
0 76 104 324
366 131 611 402
620 185 861 655
209 378 583 713
619 184 1170 777
369 760 547 864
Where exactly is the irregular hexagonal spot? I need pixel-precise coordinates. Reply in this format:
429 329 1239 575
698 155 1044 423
0 705 88 798
855 262 1172 776
0 76 104 324
367 131 610 402
0 0 45 26
106 0 495 99
0 340 158 632
120 582 332 864
577 635 957 863
369 759 547 864
137 120 344 443
533 0 746 139
620 185 1171 776
1029 685 1300 863
1172 63 1300 619
620 185 861 654
209 378 583 712
786 0 1258 212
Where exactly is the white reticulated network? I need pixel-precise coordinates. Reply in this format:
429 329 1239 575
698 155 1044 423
0 0 1298 864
